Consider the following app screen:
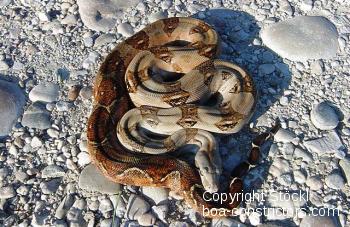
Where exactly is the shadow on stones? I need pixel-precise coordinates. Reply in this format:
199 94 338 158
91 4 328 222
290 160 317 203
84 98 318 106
191 9 293 223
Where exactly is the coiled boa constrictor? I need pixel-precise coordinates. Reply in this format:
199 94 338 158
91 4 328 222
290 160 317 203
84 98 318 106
87 17 279 218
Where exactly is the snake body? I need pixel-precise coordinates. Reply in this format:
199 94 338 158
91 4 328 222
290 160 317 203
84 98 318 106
87 17 275 218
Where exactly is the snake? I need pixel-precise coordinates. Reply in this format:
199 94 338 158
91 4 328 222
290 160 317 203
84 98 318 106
87 17 279 218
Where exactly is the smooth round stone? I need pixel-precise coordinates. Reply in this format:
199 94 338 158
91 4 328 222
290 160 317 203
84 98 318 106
149 11 167 23
141 186 169 205
300 215 337 227
21 103 51 129
0 186 16 199
126 194 150 220
42 165 65 178
306 176 323 191
261 16 339 61
310 102 339 130
325 172 345 190
0 80 25 137
117 23 134 37
77 0 140 32
78 164 121 194
29 82 59 103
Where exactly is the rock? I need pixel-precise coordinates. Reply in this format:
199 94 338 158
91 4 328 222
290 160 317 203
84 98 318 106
68 85 81 101
0 80 25 137
259 64 275 74
29 82 59 103
274 128 297 143
152 205 168 221
325 172 345 190
31 136 43 148
79 86 93 100
310 102 339 130
40 178 61 194
141 186 169 205
304 131 344 154
294 170 307 184
101 218 120 227
300 215 338 227
248 212 262 225
0 186 16 199
94 34 116 48
137 213 157 226
21 103 51 129
266 191 295 219
261 16 339 61
306 176 323 191
55 194 75 219
211 218 246 227
0 60 9 70
0 167 9 179
77 152 91 166
0 0 11 7
126 194 151 220
99 198 113 213
77 0 141 32
47 128 60 138
61 14 78 25
293 147 313 162
78 164 121 194
42 165 65 178
117 23 134 37
149 11 167 23
339 158 350 183
310 60 324 75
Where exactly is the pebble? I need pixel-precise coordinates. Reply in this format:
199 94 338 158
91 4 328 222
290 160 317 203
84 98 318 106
77 152 91 166
149 11 167 23
152 205 168 221
79 86 93 100
248 212 261 225
310 60 324 75
259 64 275 74
99 198 113 213
310 102 339 130
339 157 350 183
274 128 297 143
117 23 134 37
300 215 338 227
94 34 116 48
47 128 60 138
126 194 151 220
55 194 75 219
61 14 78 25
212 218 246 227
0 60 9 70
29 82 59 103
141 186 169 205
294 170 307 184
0 167 9 179
0 186 16 199
261 16 339 61
31 136 43 148
78 164 121 194
40 178 61 194
325 172 345 190
137 213 157 226
304 131 344 154
293 147 313 162
41 165 65 178
0 80 25 137
21 103 51 129
68 85 81 101
279 96 289 106
306 176 323 191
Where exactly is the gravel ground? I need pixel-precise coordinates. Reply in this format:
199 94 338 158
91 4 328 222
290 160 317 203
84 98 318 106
0 0 349 226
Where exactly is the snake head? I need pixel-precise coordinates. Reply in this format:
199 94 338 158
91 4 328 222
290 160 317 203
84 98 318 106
195 150 222 193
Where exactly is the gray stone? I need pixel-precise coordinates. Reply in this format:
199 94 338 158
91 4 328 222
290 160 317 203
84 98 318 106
79 86 93 100
0 0 11 7
274 128 297 143
211 218 246 227
0 60 9 70
117 23 134 37
94 34 116 48
325 172 345 190
261 16 339 61
310 60 324 75
126 194 150 220
77 152 91 166
293 147 313 162
99 198 113 213
306 176 323 191
40 178 61 194
137 213 156 226
339 157 350 183
0 186 16 199
78 164 121 194
42 165 65 178
141 186 169 205
310 102 339 130
0 80 25 137
22 103 51 129
29 82 59 103
77 0 140 32
149 11 167 23
55 194 75 219
300 215 338 227
304 131 344 154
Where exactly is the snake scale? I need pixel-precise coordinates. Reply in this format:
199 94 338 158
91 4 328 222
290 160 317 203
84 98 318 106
87 17 279 218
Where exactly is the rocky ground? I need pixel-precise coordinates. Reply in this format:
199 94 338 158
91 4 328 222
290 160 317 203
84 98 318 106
0 0 349 226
